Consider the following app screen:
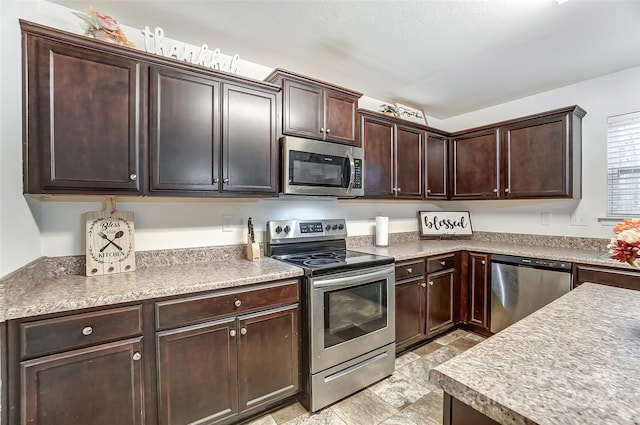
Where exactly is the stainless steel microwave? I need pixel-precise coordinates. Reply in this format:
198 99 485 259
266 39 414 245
281 136 364 197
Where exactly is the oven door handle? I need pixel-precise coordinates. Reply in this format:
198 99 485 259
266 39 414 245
312 267 393 289
345 151 355 194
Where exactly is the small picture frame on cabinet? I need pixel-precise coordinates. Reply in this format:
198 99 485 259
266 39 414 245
418 211 473 238
393 100 428 125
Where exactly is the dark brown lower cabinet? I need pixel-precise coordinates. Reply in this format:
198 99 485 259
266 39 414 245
21 338 144 425
426 269 455 337
395 277 426 352
468 253 491 331
444 393 500 425
156 304 300 425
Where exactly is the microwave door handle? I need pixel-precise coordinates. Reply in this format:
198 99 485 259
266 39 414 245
345 151 355 193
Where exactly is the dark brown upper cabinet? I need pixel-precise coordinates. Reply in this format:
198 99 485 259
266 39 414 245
451 106 585 200
23 25 147 195
359 111 424 199
265 69 362 145
425 132 449 199
150 66 279 196
451 128 500 199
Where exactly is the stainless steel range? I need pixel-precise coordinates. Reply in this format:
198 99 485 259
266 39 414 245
266 219 395 412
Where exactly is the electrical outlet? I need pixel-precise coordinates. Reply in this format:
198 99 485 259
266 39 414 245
222 214 234 232
541 213 552 226
570 212 588 226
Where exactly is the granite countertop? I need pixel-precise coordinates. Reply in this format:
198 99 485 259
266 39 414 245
429 283 640 424
1 237 633 323
3 257 304 321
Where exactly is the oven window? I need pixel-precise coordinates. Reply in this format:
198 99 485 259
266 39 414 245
290 151 346 187
323 280 387 348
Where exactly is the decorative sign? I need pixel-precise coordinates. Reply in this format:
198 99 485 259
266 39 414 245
141 26 240 74
418 211 472 237
85 197 136 276
393 100 428 125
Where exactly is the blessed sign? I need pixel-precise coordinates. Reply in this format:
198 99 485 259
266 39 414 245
418 211 472 237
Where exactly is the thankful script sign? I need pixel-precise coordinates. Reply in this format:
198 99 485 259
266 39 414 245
418 211 473 237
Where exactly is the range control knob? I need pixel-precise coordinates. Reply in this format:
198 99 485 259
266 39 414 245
275 226 283 234
332 224 338 230
283 225 291 233
338 223 344 230
325 224 331 231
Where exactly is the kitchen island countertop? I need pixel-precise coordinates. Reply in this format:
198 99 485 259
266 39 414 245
429 282 640 424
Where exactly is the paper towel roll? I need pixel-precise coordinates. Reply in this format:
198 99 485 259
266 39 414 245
375 216 389 247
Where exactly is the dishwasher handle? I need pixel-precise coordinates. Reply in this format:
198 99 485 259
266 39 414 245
491 254 572 272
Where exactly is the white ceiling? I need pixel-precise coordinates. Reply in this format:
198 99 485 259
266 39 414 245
49 0 640 119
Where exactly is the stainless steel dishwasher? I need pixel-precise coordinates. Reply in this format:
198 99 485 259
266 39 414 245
490 254 572 333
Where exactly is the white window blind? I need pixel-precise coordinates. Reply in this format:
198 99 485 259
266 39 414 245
607 111 640 216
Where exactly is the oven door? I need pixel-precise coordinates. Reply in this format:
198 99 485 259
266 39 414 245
282 136 364 197
308 264 395 373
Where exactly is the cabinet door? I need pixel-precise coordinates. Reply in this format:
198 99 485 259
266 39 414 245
425 133 449 199
237 304 300 414
222 84 278 194
395 126 424 198
426 271 455 337
25 36 145 194
468 253 491 330
21 338 144 425
361 115 395 197
150 67 219 193
395 278 426 352
156 318 238 425
325 90 357 145
451 129 499 199
502 113 570 198
282 80 323 139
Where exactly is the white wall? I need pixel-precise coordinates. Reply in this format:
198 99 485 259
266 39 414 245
2 0 638 278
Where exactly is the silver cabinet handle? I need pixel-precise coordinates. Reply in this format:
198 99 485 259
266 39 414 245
240 327 247 335
214 178 220 183
406 267 413 274
133 352 141 361
82 326 93 336
326 128 331 134
223 178 229 183
129 174 137 181
429 281 434 286
481 260 486 265
230 329 236 337
493 188 498 193
234 299 242 307
439 260 446 266
421 282 426 287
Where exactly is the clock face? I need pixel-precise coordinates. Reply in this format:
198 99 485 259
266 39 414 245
87 217 134 269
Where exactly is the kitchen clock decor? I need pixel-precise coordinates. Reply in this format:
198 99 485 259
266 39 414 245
84 196 136 276
418 211 472 238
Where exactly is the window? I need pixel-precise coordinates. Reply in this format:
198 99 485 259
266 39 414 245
607 112 640 216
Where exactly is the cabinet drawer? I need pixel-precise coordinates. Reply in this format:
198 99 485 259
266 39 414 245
156 280 300 330
427 254 456 273
21 305 143 359
395 260 425 281
575 265 640 290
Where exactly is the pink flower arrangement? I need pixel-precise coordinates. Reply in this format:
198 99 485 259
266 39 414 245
73 6 134 48
608 218 640 267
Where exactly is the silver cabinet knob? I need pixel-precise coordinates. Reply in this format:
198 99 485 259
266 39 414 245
129 174 137 181
326 128 331 134
82 326 93 336
133 352 141 361
230 329 236 337
319 127 325 133
223 178 229 183
240 327 247 335
439 260 446 266
427 189 432 194
234 299 242 307
481 260 486 265
493 188 498 193
505 188 510 193
396 188 402 192
429 281 434 286
406 267 413 274
214 178 220 183
421 282 427 287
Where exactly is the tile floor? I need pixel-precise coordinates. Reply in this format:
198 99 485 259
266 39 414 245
247 329 487 425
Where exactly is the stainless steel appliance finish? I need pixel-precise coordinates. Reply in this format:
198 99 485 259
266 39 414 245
491 254 572 333
281 136 364 197
266 218 395 412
